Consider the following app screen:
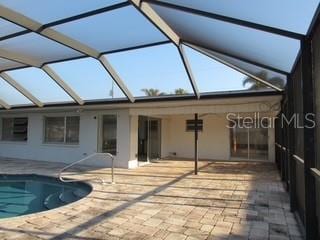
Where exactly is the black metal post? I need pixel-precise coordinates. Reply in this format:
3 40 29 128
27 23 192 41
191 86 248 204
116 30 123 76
279 110 285 181
275 117 281 170
287 74 297 211
194 113 199 175
283 101 289 189
302 37 318 240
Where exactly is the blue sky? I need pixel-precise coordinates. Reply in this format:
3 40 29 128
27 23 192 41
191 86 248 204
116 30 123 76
0 1 271 105
0 44 251 105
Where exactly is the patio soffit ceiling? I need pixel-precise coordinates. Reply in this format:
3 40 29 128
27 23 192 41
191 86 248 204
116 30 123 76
0 0 318 109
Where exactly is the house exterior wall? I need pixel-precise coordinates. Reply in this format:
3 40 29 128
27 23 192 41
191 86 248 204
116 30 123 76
128 115 139 168
160 114 275 161
0 109 133 168
161 114 230 160
0 97 279 168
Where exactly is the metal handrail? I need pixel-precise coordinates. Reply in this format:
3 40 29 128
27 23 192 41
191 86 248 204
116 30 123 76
58 152 115 184
275 143 287 151
311 168 320 182
275 142 282 148
293 154 304 165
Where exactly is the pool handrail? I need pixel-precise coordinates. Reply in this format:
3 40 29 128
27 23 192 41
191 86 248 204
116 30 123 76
58 152 115 184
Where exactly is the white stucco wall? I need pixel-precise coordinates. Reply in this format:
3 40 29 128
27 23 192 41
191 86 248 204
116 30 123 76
128 115 138 168
0 96 279 168
0 109 132 168
160 114 275 162
161 114 230 160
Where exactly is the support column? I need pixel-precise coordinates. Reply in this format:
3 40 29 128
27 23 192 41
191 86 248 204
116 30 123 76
302 37 318 240
194 113 199 175
279 111 285 181
287 75 297 211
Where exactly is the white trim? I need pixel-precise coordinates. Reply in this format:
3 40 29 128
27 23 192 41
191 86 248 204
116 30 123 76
0 95 282 113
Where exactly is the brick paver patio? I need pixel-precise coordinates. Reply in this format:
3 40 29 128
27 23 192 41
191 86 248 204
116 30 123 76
0 159 303 240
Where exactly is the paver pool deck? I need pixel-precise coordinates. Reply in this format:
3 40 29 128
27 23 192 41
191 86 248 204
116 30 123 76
0 158 303 240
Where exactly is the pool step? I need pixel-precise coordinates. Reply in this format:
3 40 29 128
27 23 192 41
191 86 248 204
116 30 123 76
44 192 65 210
73 189 89 198
43 188 90 210
59 190 79 203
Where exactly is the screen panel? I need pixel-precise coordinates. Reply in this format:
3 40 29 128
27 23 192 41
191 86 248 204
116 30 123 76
0 18 25 38
295 155 306 223
49 58 125 101
208 50 287 88
5 67 74 103
52 6 167 53
292 59 304 158
188 44 287 89
151 4 300 73
313 20 320 170
0 0 125 24
106 44 194 98
183 45 269 93
158 0 320 34
0 58 25 71
0 33 83 65
0 77 33 106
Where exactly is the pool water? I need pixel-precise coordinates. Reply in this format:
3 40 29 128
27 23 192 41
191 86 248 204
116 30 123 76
0 175 91 219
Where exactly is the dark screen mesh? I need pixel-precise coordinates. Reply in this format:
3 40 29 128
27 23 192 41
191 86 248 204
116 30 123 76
313 21 320 171
292 60 304 158
291 58 306 223
296 161 306 223
312 19 320 236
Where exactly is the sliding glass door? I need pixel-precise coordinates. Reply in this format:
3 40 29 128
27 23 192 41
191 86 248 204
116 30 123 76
230 125 249 159
249 125 269 160
230 119 268 161
149 119 161 159
138 116 161 161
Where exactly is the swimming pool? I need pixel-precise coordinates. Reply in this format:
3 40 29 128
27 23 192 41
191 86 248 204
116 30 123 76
0 174 91 219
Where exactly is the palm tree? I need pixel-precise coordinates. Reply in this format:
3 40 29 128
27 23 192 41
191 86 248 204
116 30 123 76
242 70 284 90
174 88 189 95
141 88 166 96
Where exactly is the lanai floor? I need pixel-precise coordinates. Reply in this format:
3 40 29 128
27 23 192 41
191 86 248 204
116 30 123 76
0 158 303 240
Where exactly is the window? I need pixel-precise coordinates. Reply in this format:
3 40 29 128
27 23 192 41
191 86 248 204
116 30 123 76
1 117 28 141
102 115 117 155
186 119 203 132
44 116 79 144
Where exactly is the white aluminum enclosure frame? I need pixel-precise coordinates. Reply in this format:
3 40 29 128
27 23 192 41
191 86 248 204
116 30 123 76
0 1 318 109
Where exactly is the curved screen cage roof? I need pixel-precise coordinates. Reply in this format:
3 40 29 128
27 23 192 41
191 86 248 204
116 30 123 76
0 0 319 109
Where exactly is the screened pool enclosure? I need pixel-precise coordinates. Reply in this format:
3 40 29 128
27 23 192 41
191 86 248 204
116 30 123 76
0 0 318 109
1 1 320 239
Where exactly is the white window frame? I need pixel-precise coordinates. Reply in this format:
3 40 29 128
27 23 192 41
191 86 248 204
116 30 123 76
43 115 80 145
0 117 29 142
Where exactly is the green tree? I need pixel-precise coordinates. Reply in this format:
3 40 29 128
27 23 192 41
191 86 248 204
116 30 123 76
174 88 189 95
242 70 284 90
141 88 166 96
